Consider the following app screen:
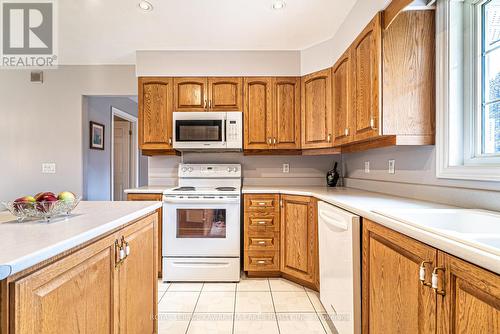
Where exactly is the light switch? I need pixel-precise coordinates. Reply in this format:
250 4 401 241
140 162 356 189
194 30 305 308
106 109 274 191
364 161 370 173
282 164 290 173
42 163 56 174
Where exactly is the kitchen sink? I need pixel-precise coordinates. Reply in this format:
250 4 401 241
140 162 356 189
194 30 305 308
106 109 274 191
372 208 500 254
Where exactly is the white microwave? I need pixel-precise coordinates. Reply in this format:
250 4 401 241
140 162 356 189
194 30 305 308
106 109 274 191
172 112 242 151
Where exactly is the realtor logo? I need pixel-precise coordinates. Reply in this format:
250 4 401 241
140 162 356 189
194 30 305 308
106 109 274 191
1 0 57 67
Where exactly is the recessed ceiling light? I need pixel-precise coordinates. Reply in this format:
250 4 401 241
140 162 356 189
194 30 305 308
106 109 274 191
272 0 286 10
138 0 153 11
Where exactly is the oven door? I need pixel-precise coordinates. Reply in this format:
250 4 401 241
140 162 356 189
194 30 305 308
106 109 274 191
173 112 226 149
163 197 240 257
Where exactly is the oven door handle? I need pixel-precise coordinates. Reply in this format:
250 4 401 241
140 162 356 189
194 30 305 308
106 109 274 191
163 197 240 204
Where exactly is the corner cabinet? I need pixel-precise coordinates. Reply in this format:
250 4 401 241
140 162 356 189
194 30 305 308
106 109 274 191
3 212 158 334
138 77 175 155
363 219 500 333
280 195 318 288
174 77 243 112
301 69 333 149
243 194 318 290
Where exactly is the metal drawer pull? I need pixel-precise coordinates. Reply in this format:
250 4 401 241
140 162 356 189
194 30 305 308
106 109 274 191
257 241 266 245
256 260 267 264
431 267 446 296
258 221 267 225
258 202 266 205
419 261 432 287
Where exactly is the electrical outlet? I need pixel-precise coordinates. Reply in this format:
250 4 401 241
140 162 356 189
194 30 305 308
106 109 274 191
282 163 290 173
388 160 396 174
42 163 56 174
364 161 370 173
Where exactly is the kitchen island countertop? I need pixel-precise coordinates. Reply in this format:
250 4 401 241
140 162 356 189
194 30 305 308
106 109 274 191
0 201 162 280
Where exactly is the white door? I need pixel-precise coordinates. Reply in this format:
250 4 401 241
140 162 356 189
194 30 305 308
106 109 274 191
113 120 131 201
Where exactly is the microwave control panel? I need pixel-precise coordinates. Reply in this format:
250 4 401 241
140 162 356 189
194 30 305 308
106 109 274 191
225 112 243 149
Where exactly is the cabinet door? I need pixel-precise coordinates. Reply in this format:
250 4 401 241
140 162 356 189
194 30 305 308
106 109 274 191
208 77 243 112
127 193 163 278
12 235 116 334
174 77 208 111
362 219 437 334
437 252 500 334
280 195 318 287
273 77 301 149
332 51 353 146
301 69 333 149
351 13 382 142
244 77 273 150
118 214 157 334
139 77 174 150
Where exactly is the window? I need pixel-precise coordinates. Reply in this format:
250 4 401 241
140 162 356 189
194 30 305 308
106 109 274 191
482 1 500 156
436 0 500 181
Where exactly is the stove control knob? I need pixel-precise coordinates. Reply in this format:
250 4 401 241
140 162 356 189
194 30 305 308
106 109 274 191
181 167 188 172
227 167 232 172
233 167 238 172
187 167 193 172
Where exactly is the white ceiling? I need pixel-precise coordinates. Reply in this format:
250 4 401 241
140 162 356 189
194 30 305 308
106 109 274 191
58 0 358 64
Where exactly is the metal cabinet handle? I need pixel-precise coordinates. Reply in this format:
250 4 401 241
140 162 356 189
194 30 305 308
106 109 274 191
370 117 377 130
344 128 350 136
257 241 266 245
209 100 212 109
267 138 272 145
204 99 207 109
431 267 446 296
419 261 433 287
273 138 277 144
168 137 172 145
327 134 332 142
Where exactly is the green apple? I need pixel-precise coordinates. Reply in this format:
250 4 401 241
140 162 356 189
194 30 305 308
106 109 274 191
58 191 76 203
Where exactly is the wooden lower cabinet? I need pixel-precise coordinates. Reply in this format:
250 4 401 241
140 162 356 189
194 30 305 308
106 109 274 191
437 252 500 333
243 194 318 290
1 212 158 334
127 193 163 277
280 195 318 288
363 219 500 333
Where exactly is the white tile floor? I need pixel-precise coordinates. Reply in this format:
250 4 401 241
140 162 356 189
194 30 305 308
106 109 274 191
158 275 335 334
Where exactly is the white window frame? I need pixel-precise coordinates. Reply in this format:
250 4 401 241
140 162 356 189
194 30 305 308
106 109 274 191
436 0 500 181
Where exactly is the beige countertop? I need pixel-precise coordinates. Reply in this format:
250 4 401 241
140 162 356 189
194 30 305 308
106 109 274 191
0 201 162 280
124 186 174 194
242 186 500 274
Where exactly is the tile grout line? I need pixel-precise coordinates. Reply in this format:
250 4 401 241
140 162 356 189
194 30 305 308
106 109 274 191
231 281 237 334
268 278 282 334
305 290 328 334
183 283 204 334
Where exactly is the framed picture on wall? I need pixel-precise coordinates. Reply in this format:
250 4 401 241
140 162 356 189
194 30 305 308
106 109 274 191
90 121 105 150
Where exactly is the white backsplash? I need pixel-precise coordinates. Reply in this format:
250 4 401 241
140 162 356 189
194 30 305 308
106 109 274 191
148 153 339 187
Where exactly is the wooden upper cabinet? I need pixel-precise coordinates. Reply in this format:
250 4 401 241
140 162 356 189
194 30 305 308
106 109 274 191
12 235 116 334
244 77 273 150
139 77 174 150
437 252 500 334
280 195 318 288
301 69 333 149
118 214 157 334
208 77 243 111
174 77 208 111
332 51 353 146
362 219 437 334
382 10 435 143
351 13 382 142
274 77 301 149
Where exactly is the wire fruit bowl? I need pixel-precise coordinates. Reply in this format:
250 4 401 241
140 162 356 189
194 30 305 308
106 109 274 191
2 197 81 223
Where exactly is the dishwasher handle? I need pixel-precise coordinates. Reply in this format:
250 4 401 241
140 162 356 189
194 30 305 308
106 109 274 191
319 212 349 232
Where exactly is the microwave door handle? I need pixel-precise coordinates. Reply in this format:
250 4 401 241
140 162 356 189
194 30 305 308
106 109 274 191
224 119 227 143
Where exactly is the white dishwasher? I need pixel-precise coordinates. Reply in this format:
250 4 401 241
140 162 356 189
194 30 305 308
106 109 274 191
318 201 361 334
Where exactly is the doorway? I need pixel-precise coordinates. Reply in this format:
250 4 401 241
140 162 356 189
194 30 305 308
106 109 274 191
111 107 139 201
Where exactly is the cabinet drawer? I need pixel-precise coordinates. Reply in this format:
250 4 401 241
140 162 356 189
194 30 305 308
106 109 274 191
244 251 280 271
245 232 279 251
244 194 279 211
245 213 279 232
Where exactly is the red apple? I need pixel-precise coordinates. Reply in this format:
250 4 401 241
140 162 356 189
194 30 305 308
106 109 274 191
13 196 36 211
35 192 58 212
35 192 56 202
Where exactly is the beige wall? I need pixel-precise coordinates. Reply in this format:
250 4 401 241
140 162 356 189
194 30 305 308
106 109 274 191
0 65 137 202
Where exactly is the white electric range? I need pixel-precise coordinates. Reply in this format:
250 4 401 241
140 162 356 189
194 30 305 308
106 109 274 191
162 164 241 282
